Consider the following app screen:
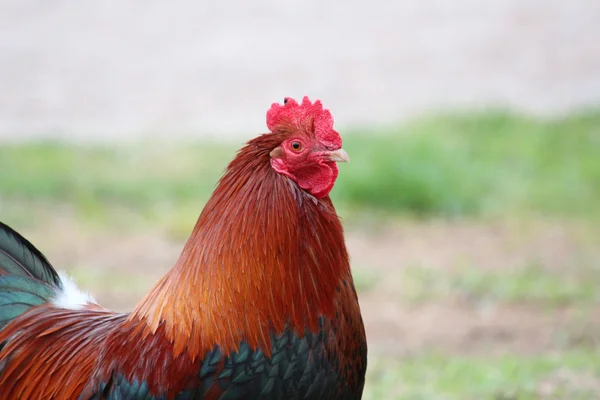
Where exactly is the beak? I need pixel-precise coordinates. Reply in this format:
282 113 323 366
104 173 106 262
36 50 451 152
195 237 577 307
325 148 350 163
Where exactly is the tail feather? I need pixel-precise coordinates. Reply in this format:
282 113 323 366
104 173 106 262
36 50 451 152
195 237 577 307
0 222 61 287
0 222 63 330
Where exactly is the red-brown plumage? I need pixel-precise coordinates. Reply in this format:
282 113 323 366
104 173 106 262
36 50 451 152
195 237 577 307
131 132 353 358
0 96 367 399
0 307 208 398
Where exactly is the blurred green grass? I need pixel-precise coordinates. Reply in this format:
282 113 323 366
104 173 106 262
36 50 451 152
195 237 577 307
364 350 600 400
1 110 599 233
401 264 600 307
338 110 600 217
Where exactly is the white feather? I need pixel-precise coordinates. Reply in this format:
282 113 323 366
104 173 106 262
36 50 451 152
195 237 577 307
52 271 96 310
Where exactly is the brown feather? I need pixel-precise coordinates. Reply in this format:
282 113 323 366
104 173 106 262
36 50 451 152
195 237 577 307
131 132 364 362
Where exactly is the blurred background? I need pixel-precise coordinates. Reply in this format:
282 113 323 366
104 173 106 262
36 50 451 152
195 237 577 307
1 1 600 398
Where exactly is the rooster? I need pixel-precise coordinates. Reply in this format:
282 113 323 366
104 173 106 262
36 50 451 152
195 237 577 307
0 96 367 399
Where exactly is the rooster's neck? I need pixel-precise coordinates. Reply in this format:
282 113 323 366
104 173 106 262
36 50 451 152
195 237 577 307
130 134 351 358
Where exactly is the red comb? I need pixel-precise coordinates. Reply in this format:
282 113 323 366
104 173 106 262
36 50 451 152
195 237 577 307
266 96 342 149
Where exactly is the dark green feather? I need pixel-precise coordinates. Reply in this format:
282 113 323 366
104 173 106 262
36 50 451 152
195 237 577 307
0 275 55 298
88 322 364 399
0 222 63 332
0 222 61 287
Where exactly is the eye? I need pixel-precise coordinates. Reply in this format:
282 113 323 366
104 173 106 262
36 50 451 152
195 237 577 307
290 141 302 152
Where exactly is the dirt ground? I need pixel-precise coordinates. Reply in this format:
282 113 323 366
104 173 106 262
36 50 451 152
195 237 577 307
351 220 600 356
22 217 600 358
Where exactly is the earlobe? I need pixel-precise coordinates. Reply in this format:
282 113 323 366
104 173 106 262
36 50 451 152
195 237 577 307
270 147 285 159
